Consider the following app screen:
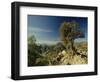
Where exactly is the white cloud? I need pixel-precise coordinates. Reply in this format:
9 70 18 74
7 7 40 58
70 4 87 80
75 38 87 42
36 40 60 45
28 27 53 33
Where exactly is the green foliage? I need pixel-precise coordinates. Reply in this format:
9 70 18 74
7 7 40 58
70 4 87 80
28 44 41 66
28 35 36 45
60 21 84 41
60 21 84 55
28 35 42 66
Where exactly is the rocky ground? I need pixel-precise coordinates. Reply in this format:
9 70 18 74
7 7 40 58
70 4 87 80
52 49 88 65
28 41 88 66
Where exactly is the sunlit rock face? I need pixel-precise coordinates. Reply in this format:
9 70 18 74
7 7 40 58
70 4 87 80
56 50 87 65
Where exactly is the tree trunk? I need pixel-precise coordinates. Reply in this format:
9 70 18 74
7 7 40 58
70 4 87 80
71 40 81 56
71 40 77 55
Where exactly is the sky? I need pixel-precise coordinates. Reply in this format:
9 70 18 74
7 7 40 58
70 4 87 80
28 15 88 44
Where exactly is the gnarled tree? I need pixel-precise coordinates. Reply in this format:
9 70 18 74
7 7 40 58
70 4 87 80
60 21 84 55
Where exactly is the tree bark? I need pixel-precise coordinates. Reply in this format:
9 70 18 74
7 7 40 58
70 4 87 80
71 40 82 56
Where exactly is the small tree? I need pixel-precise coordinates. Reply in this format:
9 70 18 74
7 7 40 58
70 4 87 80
28 35 40 66
28 35 36 45
60 21 84 55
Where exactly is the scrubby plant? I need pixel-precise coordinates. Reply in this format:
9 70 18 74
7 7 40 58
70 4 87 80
60 21 84 55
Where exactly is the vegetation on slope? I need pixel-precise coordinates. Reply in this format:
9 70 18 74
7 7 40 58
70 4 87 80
28 21 88 66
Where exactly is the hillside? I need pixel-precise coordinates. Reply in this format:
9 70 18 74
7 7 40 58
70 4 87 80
28 42 88 66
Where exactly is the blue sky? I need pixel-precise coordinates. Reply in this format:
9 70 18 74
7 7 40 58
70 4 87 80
28 15 88 44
